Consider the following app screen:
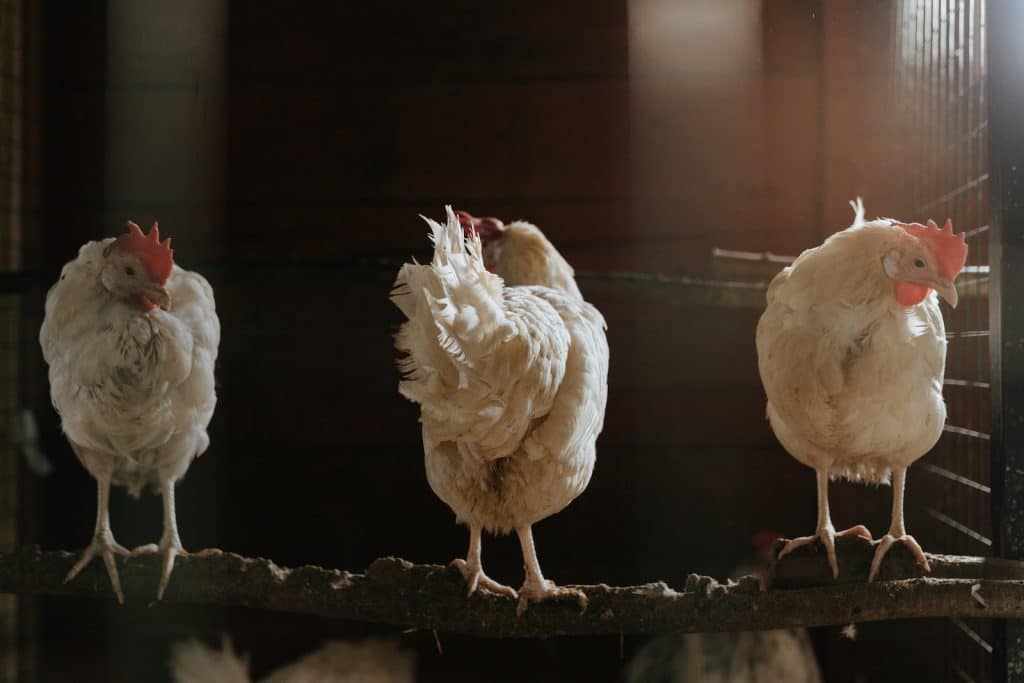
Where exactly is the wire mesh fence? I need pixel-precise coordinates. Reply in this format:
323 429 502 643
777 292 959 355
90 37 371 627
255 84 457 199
893 0 993 680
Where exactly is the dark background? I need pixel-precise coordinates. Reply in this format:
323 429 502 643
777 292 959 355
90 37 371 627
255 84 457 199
8 0 988 680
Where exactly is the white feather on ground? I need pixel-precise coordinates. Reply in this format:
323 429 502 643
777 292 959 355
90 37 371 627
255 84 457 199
171 639 415 683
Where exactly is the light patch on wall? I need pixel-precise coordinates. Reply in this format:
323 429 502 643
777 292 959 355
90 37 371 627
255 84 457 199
627 0 765 270
629 0 762 84
105 0 227 235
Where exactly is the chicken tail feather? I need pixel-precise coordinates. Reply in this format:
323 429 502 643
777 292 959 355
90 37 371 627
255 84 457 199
392 206 512 380
849 196 866 227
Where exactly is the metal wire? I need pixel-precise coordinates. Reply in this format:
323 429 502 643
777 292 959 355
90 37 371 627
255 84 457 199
895 0 992 679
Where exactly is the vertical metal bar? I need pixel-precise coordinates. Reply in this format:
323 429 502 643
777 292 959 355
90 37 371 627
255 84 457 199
988 0 1024 678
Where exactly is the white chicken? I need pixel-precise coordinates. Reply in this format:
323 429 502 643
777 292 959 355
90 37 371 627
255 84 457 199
392 206 608 613
626 628 822 683
625 532 823 683
171 638 414 683
40 222 220 601
756 200 967 580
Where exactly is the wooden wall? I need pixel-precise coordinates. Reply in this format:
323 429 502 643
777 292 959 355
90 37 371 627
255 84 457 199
14 1 946 682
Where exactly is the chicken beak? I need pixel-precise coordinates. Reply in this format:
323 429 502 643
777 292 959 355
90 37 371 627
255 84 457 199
146 283 172 310
934 279 958 308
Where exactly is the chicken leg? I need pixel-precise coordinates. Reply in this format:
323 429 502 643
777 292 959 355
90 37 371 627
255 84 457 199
777 469 873 579
868 467 931 581
65 474 130 603
155 479 186 599
451 524 517 599
131 479 185 599
515 526 587 615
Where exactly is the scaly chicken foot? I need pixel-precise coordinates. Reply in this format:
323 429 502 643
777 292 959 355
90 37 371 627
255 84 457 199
129 536 185 601
868 533 930 581
868 467 930 581
452 525 518 600
515 526 587 616
777 524 873 580
65 531 131 604
130 479 187 600
156 535 185 600
65 474 130 603
778 469 873 579
450 559 518 599
158 479 185 600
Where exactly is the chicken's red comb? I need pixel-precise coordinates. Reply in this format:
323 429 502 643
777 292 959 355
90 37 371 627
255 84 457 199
455 209 505 243
111 221 174 284
454 209 477 239
893 218 968 280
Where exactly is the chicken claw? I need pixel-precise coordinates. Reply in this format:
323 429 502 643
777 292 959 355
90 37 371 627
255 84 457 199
450 558 518 600
868 533 930 582
515 526 586 615
157 538 185 600
132 534 186 600
516 578 588 616
777 524 872 579
65 532 131 603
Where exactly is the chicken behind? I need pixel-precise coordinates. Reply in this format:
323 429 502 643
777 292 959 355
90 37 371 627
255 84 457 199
392 207 608 613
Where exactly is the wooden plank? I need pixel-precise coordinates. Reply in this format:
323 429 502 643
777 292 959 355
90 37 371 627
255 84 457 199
9 544 1024 636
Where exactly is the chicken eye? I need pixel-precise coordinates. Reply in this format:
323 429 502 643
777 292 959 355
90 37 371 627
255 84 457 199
914 258 925 269
124 266 135 276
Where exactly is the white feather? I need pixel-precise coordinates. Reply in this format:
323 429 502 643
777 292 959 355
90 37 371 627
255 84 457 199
171 639 250 683
171 639 414 683
626 629 822 683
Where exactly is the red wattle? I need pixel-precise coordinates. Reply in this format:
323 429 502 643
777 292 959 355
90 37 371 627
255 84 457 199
894 280 931 306
134 295 158 313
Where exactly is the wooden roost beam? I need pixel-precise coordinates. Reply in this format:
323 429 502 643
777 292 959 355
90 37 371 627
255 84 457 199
2 539 1023 638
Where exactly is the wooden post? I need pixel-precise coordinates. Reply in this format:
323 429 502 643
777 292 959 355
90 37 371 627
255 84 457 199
0 0 22 679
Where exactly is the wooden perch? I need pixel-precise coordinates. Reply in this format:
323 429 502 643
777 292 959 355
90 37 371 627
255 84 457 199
2 541 1023 638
